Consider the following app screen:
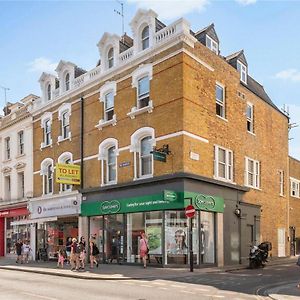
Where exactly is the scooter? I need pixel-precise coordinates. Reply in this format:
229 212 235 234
249 242 272 269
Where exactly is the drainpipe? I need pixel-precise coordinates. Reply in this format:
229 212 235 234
80 97 84 191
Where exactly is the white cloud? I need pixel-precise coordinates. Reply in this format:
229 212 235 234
235 0 257 5
127 0 209 20
28 57 57 74
275 69 300 82
288 104 300 160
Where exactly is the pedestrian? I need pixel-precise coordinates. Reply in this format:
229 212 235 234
15 239 23 263
65 237 72 265
79 237 86 270
22 240 31 264
110 235 119 264
139 232 149 268
89 237 99 269
70 238 80 271
57 247 65 268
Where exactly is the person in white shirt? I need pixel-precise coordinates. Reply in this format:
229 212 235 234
22 240 31 264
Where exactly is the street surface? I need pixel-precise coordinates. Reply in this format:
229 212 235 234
0 262 299 299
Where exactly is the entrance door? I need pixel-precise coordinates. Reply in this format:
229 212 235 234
200 211 215 264
104 214 124 264
278 228 286 257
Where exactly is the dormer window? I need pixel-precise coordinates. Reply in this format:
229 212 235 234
237 60 247 84
65 73 70 91
108 47 114 69
47 84 51 101
206 35 218 54
141 26 150 50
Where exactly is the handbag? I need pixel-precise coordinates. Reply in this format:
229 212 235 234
296 256 300 266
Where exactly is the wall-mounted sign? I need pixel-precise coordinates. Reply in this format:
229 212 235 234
153 151 166 162
55 163 80 185
164 190 178 202
119 161 131 168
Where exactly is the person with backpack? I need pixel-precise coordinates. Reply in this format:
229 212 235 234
70 237 80 271
89 237 99 269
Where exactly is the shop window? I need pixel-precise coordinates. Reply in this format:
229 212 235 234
200 211 215 264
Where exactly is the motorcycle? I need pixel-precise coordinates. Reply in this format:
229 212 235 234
249 241 272 269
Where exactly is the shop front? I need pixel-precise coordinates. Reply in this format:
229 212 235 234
81 190 224 267
0 206 30 258
28 192 81 260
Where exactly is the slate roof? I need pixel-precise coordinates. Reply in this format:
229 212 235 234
155 18 166 32
75 66 87 78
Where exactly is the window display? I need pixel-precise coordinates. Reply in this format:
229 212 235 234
201 211 215 264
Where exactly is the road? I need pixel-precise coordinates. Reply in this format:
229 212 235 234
0 262 299 299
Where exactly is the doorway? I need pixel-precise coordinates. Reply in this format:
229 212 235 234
278 228 286 257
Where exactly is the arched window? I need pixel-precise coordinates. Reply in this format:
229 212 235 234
65 73 70 91
141 26 150 50
140 136 153 176
107 146 116 183
108 47 114 69
98 138 119 186
44 119 52 146
41 159 53 195
47 84 51 101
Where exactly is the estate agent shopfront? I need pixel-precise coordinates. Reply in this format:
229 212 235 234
82 186 224 267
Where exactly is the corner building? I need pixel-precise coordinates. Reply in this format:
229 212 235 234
33 9 289 266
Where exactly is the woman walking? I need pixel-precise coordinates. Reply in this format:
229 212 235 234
79 237 86 270
89 237 99 269
139 232 149 268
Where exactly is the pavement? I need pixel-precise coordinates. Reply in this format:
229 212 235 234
0 256 298 299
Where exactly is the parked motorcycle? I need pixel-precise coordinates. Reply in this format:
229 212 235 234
249 242 272 269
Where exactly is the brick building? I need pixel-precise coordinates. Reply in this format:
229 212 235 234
30 9 289 266
289 156 300 256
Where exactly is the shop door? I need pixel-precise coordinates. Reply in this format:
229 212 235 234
278 228 286 257
200 211 215 265
104 214 124 264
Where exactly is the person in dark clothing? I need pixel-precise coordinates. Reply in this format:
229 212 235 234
79 237 86 269
110 236 119 263
15 239 23 263
65 237 72 265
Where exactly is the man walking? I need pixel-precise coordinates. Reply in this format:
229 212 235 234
15 239 23 263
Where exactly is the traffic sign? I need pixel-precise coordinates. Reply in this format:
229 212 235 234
185 205 196 218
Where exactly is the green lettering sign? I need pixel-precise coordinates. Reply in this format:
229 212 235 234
164 190 177 202
101 200 120 214
195 194 215 210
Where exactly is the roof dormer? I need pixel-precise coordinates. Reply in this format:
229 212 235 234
226 50 248 84
55 60 76 94
130 9 158 54
39 72 57 102
195 23 219 55
97 33 121 71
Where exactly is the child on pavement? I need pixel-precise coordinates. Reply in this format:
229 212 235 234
57 247 65 268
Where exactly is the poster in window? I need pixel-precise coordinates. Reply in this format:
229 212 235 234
166 226 188 255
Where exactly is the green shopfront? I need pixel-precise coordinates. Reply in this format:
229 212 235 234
81 190 224 267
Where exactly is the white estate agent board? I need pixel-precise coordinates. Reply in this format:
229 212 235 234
28 196 81 219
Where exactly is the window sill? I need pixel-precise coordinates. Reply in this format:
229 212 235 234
2 158 12 163
95 115 117 130
216 115 228 122
290 195 300 199
127 100 153 119
59 189 73 194
16 153 25 159
279 194 285 198
133 174 154 181
247 131 256 136
101 181 117 187
213 176 235 184
42 192 53 197
40 143 52 150
57 134 72 144
245 185 261 191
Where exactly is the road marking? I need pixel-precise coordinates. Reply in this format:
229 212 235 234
22 292 58 300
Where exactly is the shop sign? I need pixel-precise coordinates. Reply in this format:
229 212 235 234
164 190 178 202
82 192 183 217
152 151 166 162
29 196 81 219
0 207 28 218
55 163 81 185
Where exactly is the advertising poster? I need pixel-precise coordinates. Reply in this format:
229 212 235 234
166 226 188 255
145 221 162 255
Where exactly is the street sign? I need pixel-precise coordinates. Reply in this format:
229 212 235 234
152 151 166 162
185 205 196 218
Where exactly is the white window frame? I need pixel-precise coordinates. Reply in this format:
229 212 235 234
246 102 254 134
128 64 153 119
98 138 119 186
18 130 24 155
104 92 114 121
44 119 52 146
40 112 53 148
58 103 72 142
130 127 155 180
47 83 51 101
40 158 54 195
96 81 117 129
141 25 150 50
5 137 10 160
139 136 153 178
237 60 247 84
245 157 260 189
206 35 218 54
108 47 114 69
18 171 25 199
216 83 225 119
106 146 117 184
290 177 300 198
65 73 70 91
5 175 11 201
214 145 233 182
279 170 284 196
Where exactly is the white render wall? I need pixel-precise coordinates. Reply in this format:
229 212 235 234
0 115 33 203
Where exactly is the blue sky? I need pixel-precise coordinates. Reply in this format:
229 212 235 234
0 0 299 159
